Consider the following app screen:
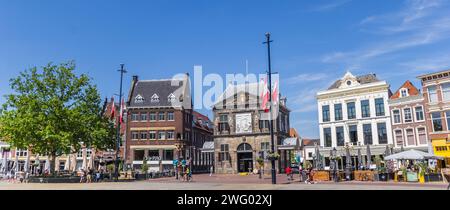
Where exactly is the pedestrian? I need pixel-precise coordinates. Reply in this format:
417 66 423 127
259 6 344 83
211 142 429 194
80 169 86 183
87 168 93 183
209 165 213 177
188 167 193 182
25 171 30 183
285 166 292 181
95 171 101 182
299 165 303 182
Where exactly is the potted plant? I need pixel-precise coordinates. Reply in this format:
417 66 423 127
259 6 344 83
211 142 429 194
267 152 280 161
256 157 264 179
141 158 149 179
377 166 388 181
415 162 427 183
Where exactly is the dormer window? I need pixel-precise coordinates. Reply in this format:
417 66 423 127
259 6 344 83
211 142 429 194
400 88 409 97
135 94 144 103
168 93 176 102
151 94 160 103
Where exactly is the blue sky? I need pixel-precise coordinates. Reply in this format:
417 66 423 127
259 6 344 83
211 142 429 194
1 0 450 138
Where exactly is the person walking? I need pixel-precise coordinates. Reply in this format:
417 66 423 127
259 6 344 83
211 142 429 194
209 165 213 177
187 167 192 182
285 166 292 181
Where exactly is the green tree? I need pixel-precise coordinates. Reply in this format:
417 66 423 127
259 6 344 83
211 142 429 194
0 61 115 175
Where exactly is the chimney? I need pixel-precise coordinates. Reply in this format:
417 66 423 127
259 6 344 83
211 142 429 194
132 75 138 82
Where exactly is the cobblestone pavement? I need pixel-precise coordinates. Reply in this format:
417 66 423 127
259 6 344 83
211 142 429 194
0 174 448 190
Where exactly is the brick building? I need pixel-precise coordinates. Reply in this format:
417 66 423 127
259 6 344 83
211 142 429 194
388 80 428 151
417 70 450 167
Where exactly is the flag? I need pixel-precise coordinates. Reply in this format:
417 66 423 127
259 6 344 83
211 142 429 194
261 77 269 112
110 99 115 119
119 98 125 124
272 81 278 106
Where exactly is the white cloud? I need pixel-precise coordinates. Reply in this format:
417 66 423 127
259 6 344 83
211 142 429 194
323 1 450 66
285 73 329 84
311 0 352 12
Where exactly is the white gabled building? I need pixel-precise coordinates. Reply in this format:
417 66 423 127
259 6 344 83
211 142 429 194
316 72 394 169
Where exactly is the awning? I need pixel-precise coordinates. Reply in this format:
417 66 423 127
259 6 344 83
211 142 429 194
201 141 214 153
384 149 444 161
278 138 299 150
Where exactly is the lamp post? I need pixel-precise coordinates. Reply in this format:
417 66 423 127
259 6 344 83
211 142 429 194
332 147 338 182
263 32 277 185
114 64 127 181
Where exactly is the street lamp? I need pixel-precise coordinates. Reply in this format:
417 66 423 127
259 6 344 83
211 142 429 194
332 147 338 182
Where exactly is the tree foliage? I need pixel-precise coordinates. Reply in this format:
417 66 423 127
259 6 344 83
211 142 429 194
0 61 115 173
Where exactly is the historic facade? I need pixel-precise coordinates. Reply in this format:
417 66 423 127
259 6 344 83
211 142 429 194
125 74 213 173
317 72 394 169
388 80 428 151
417 70 450 167
212 82 290 174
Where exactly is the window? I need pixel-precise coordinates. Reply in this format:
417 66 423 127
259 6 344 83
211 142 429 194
219 114 229 132
403 108 412 123
168 93 176 102
149 131 156 140
442 83 450 101
431 112 443 132
428 86 438 103
361 100 370 118
149 113 156 121
406 129 415 146
140 131 148 140
395 130 403 147
393 110 401 124
334 104 342 121
134 94 144 103
140 113 148 121
377 123 388 144
259 119 269 129
347 102 356 119
167 112 174 121
324 128 332 147
134 150 144 161
400 89 408 97
375 98 385 116
336 126 344 146
167 131 174 139
219 144 230 161
158 131 166 140
163 150 174 160
158 112 165 121
415 106 424 121
445 111 450 131
16 149 28 157
131 131 139 140
308 152 313 158
417 127 427 145
363 124 372 145
349 125 358 144
148 150 159 160
131 113 139 121
322 105 330 122
261 142 270 151
151 94 159 103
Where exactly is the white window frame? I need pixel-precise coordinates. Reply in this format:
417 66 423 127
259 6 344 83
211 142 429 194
403 107 413 123
416 126 428 146
392 109 401 125
427 85 438 104
414 106 425 122
151 93 160 103
431 112 443 133
149 131 156 140
394 129 404 148
441 83 450 102
405 128 415 147
400 88 409 98
135 94 144 103
131 131 139 140
167 112 175 121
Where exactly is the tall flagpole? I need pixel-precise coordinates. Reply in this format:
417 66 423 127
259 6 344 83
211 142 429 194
115 64 127 181
263 32 276 185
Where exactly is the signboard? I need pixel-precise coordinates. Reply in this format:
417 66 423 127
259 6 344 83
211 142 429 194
235 113 252 134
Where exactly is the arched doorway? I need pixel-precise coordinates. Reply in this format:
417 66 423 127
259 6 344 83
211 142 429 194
237 143 253 173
